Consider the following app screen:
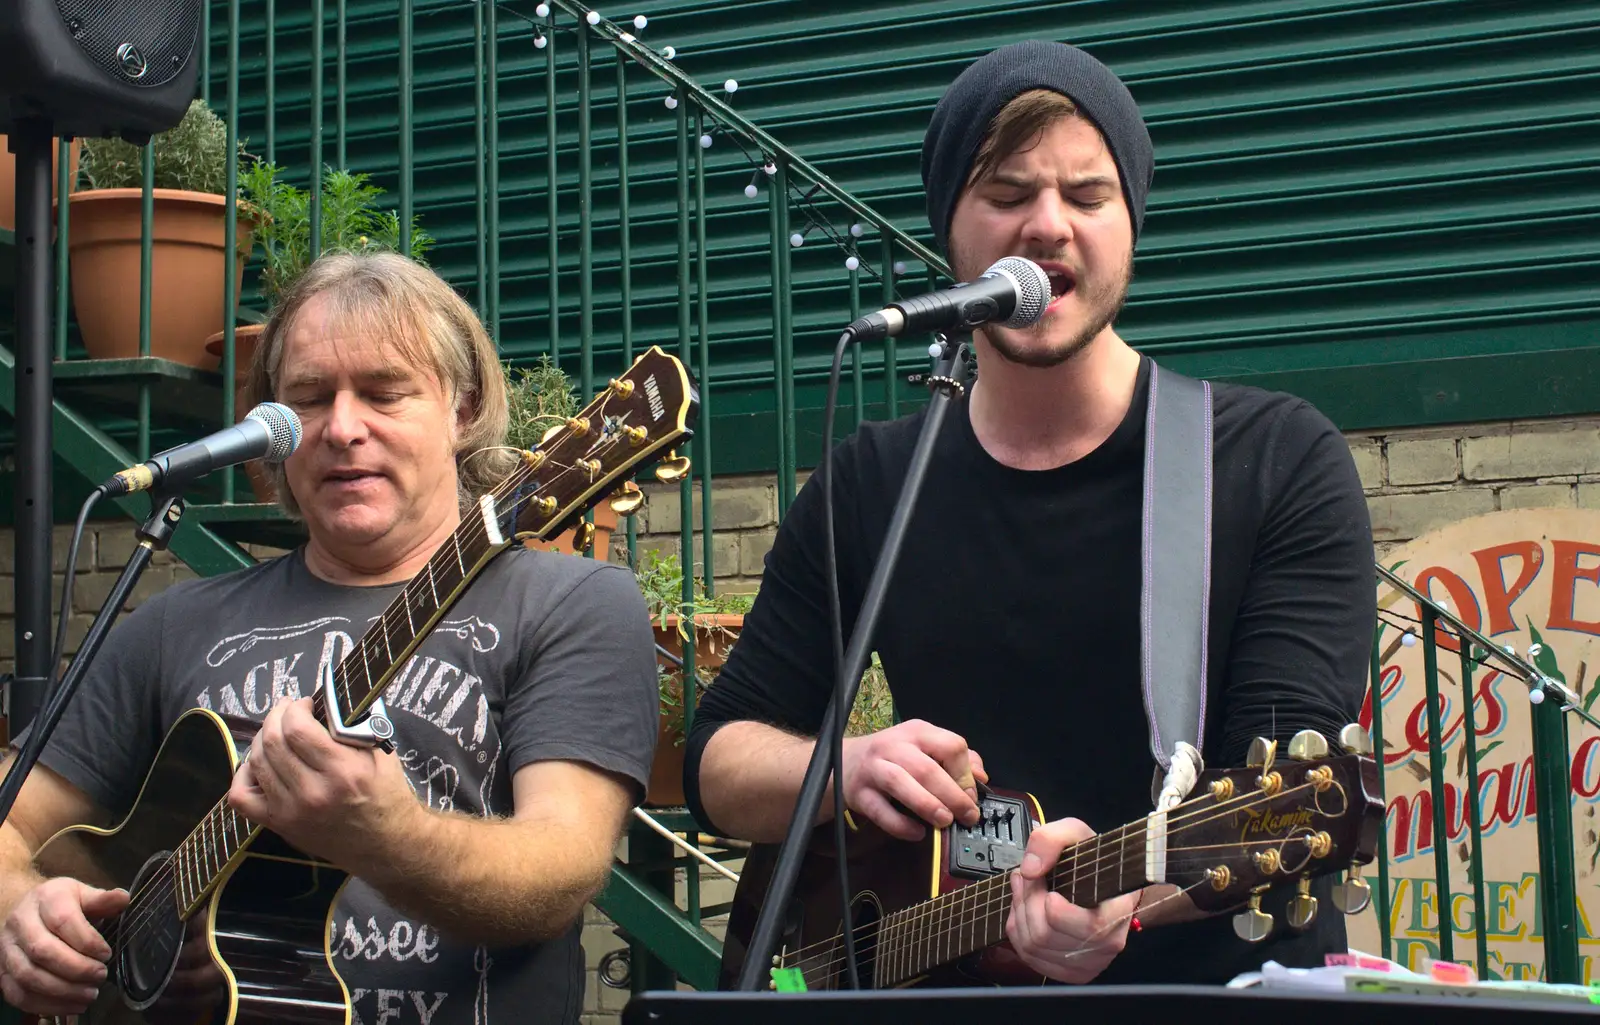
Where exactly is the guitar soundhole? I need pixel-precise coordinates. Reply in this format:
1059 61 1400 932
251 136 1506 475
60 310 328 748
833 892 882 990
115 851 187 1010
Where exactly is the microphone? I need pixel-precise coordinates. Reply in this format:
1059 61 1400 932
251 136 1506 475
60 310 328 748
846 256 1052 342
99 402 303 497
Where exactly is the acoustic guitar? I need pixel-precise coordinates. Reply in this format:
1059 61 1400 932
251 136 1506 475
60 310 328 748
721 725 1385 991
25 346 699 1024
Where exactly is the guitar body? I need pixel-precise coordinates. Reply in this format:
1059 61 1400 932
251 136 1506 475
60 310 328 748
31 708 350 1025
720 786 1047 991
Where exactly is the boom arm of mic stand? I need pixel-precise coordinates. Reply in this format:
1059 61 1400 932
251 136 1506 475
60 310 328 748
0 492 188 830
735 337 973 991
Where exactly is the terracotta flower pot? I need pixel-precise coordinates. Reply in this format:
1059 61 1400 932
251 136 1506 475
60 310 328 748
67 189 253 367
645 612 744 808
204 324 273 502
0 134 79 232
522 501 619 562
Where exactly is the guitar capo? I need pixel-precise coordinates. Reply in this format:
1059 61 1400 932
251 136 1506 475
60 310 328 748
318 659 397 754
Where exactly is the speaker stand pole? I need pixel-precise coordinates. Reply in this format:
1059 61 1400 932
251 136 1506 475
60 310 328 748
10 118 56 737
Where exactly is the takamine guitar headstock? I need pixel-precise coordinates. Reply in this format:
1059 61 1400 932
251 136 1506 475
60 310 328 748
1160 724 1384 943
496 346 699 549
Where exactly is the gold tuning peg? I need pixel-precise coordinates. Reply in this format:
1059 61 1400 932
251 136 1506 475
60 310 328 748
609 481 645 517
1332 865 1372 915
609 377 635 399
1339 723 1374 756
571 521 597 554
654 451 691 483
1246 737 1277 772
1286 877 1318 930
1288 729 1330 762
1232 887 1274 943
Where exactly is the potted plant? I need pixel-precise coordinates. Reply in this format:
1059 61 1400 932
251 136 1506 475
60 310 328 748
208 162 433 500
632 548 752 807
67 98 254 367
629 547 898 807
0 134 79 233
503 355 619 561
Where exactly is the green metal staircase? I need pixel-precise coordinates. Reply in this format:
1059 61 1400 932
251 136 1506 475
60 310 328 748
8 0 1599 997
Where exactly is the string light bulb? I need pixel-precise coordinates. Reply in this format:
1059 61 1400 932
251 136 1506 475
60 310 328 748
1400 632 1416 647
536 2 549 16
665 95 678 109
586 10 600 25
845 256 860 270
661 45 676 59
745 183 759 198
634 14 647 28
850 223 865 237
893 260 907 275
700 133 713 148
790 232 805 247
725 78 739 93
533 28 547 48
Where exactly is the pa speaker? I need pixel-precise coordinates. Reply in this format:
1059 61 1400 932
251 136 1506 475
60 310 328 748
0 0 203 141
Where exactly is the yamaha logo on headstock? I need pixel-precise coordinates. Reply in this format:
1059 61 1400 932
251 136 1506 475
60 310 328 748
645 374 665 421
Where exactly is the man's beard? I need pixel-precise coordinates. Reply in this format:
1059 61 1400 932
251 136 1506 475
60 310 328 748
954 247 1133 369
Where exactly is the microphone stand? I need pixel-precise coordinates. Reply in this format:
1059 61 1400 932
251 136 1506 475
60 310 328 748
0 490 187 829
734 334 974 991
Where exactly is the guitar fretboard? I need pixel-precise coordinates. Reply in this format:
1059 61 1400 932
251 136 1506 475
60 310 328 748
841 820 1148 989
167 499 514 914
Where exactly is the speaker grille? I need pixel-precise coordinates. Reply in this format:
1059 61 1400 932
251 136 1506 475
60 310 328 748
55 0 201 89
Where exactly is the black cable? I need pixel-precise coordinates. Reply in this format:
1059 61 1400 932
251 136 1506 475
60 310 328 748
820 328 861 989
47 488 104 699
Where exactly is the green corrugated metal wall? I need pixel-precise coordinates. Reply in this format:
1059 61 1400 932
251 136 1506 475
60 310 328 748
213 0 1600 474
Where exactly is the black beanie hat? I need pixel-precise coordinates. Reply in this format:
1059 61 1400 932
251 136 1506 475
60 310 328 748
921 40 1154 258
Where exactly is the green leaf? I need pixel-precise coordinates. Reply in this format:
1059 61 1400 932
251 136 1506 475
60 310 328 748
1525 619 1567 684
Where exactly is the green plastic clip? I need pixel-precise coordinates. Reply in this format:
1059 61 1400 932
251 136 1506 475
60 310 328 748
771 967 807 992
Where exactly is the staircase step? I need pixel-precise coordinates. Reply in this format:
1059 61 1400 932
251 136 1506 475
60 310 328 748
52 358 227 433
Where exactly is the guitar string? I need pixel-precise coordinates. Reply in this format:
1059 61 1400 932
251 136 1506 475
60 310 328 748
777 775 1330 963
775 775 1335 968
108 435 605 952
108 400 647 956
782 776 1340 975
790 833 1340 988
787 848 1306 986
110 429 622 952
794 874 1216 989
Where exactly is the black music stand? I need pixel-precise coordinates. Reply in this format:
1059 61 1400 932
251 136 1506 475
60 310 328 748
622 984 1600 1025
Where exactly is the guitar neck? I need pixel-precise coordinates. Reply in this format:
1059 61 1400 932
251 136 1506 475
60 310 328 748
168 485 525 918
311 525 505 727
874 819 1148 987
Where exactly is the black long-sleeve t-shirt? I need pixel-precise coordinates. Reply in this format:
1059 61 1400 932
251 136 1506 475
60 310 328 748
686 354 1376 985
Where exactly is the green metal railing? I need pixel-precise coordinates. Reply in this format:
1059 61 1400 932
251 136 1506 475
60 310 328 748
1371 565 1592 984
8 0 1597 995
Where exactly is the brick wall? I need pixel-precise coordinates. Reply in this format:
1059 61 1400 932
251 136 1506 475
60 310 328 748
1347 415 1600 559
1 412 1597 1023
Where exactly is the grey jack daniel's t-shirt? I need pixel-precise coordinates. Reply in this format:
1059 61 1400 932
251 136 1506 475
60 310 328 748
23 544 660 1025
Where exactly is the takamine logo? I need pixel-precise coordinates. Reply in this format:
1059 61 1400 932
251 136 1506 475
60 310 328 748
1238 807 1315 841
644 374 665 421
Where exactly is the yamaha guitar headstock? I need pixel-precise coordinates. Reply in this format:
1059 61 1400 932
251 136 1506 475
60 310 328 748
491 346 699 550
1157 724 1384 943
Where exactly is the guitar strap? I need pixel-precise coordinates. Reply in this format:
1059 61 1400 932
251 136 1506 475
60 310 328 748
1140 362 1214 802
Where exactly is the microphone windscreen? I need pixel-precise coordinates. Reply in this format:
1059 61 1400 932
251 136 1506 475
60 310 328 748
245 402 303 463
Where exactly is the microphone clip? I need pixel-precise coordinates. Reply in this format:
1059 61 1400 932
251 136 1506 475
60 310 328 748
924 331 974 398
